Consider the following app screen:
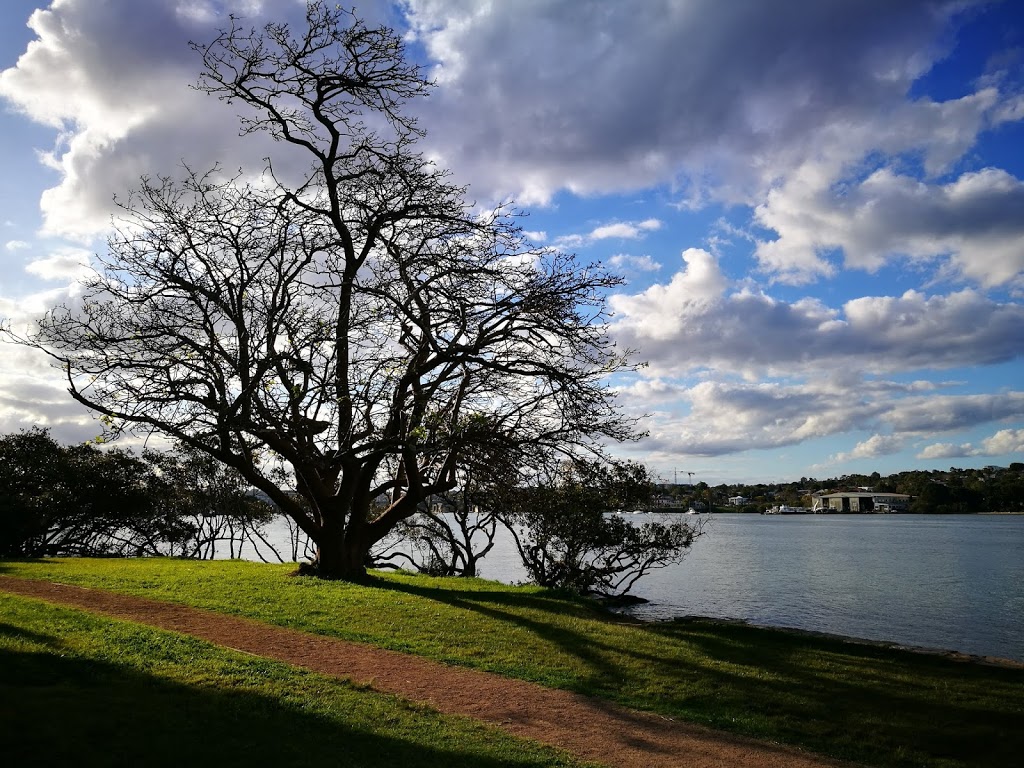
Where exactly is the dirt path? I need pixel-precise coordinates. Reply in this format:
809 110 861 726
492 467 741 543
0 576 849 768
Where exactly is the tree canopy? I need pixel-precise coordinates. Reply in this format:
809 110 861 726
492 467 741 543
8 3 639 579
0 428 274 559
501 458 701 597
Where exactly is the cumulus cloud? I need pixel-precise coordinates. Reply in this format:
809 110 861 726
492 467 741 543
611 251 1024 377
917 442 968 459
1 0 1021 471
0 0 317 240
755 166 1024 287
631 377 1024 458
634 376 878 457
918 428 1024 459
403 1 1023 289
5 240 30 251
405 0 992 205
888 393 1024 434
0 331 98 442
834 434 905 462
591 219 662 240
24 247 93 281
6 0 1021 282
555 218 662 248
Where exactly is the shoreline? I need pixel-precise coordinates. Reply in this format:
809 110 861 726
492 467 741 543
661 613 1024 669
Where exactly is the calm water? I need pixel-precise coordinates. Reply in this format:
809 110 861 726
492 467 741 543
611 513 1024 662
242 513 1024 662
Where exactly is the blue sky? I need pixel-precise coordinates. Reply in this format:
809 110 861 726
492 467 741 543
1 0 1022 484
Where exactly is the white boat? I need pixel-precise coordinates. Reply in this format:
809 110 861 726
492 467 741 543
764 504 804 515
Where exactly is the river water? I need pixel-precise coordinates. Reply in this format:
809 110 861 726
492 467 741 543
241 512 1024 662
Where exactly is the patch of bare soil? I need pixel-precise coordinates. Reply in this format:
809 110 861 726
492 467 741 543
0 576 850 768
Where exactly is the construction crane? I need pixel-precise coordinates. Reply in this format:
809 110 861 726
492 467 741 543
672 469 696 486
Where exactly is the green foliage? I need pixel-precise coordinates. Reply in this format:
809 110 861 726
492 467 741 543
670 464 1024 515
501 459 702 596
0 427 157 557
143 444 277 559
0 429 277 560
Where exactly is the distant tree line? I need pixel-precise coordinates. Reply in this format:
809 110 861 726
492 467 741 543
658 465 1024 514
0 428 280 560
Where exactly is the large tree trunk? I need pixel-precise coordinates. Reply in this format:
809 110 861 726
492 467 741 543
307 532 368 580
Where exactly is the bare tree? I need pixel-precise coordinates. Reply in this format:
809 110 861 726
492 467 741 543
372 465 504 577
144 444 281 561
7 3 638 580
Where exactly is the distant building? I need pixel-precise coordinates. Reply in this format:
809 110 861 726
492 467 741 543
652 494 680 507
818 492 911 513
727 495 749 506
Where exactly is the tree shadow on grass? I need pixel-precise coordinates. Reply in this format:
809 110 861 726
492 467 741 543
0 633 578 768
643 618 1024 768
366 573 606 616
365 575 629 686
0 559 54 572
365 577 1024 768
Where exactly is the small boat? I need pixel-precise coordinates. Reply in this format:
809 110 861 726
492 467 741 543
764 505 804 515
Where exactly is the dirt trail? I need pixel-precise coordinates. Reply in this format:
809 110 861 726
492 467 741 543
0 576 849 768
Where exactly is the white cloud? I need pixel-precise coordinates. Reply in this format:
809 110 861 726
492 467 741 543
555 218 664 248
0 333 98 442
610 248 730 342
635 378 873 457
917 442 967 459
5 240 30 251
405 0 1013 208
631 376 1024 459
918 428 1024 459
834 434 904 462
24 247 93 281
613 378 690 405
591 220 661 240
887 393 1024 434
981 428 1024 455
0 0 310 241
611 252 1024 378
607 253 660 273
1 0 1021 473
755 166 1024 287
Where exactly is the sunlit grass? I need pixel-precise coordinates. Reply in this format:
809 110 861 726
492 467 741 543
3 558 1023 768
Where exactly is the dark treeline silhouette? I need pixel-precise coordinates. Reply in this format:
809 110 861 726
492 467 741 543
0 427 279 560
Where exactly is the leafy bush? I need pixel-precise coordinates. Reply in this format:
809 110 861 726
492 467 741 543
501 458 703 596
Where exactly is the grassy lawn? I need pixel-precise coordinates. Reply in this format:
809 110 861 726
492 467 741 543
0 591 589 768
3 558 1023 768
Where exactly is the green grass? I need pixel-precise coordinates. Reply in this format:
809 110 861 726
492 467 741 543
3 558 1023 768
0 591 589 768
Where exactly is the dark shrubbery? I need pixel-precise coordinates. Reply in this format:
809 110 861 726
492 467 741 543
0 428 275 559
501 459 703 597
